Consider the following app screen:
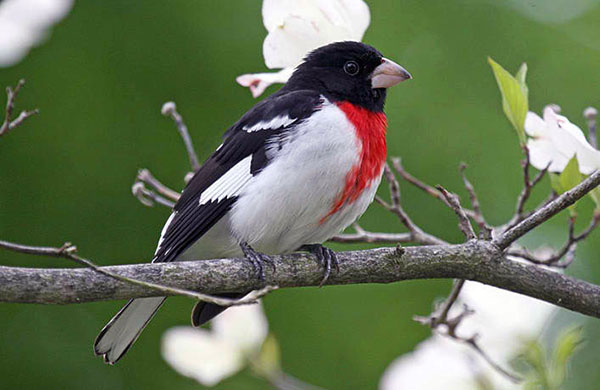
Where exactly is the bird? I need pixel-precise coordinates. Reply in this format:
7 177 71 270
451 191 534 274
94 41 412 364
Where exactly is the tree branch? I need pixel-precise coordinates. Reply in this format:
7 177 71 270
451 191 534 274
0 239 275 307
493 170 600 249
3 241 600 320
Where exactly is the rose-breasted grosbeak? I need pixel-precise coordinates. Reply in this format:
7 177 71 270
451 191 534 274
94 41 411 364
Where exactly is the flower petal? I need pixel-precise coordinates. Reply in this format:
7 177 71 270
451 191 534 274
560 119 600 175
0 0 74 67
162 327 244 387
261 0 370 69
380 282 554 390
527 137 572 172
262 14 346 69
379 336 493 390
526 107 600 174
455 281 555 361
212 302 269 354
236 68 294 97
317 0 370 41
524 111 546 137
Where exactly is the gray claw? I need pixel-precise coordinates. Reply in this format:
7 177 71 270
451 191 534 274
240 242 274 282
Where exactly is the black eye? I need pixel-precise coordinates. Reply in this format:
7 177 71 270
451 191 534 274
343 60 360 76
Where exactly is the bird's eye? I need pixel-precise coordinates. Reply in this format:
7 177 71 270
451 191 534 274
343 61 360 76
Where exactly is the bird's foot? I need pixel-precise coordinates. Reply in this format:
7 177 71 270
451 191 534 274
300 244 339 287
240 242 275 282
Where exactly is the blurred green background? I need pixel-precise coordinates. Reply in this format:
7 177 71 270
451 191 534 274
1 1 600 389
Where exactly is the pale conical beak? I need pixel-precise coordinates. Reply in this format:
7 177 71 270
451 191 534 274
370 58 412 89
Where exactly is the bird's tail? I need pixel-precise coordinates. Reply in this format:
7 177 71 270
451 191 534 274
191 292 246 327
94 296 166 364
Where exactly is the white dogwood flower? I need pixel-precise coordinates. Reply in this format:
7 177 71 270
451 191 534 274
379 282 555 390
237 0 370 97
162 303 268 387
526 106 600 174
379 336 487 390
0 0 73 67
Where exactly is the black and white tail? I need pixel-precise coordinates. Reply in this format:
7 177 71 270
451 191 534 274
94 297 166 364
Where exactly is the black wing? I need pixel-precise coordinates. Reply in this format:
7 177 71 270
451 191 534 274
153 90 323 263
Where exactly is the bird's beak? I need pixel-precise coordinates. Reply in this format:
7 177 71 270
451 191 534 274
370 58 412 89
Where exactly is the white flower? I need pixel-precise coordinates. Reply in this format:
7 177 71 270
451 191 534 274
526 106 600 174
237 0 370 97
0 0 73 67
379 282 555 390
162 303 268 387
379 336 486 390
455 282 555 362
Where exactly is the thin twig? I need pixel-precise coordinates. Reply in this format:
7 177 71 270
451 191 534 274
377 164 447 246
506 147 551 230
329 231 411 244
0 239 275 307
0 79 39 137
137 169 181 201
390 157 478 220
131 168 181 208
507 212 600 268
131 182 176 208
436 186 476 240
454 331 522 383
414 279 466 327
161 101 200 172
459 163 491 238
494 170 600 250
414 284 522 383
329 222 412 243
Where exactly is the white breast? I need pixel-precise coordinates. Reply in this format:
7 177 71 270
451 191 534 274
228 99 381 254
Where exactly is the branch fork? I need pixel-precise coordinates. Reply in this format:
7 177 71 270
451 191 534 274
0 79 39 137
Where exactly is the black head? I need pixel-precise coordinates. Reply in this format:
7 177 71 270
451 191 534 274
282 41 411 112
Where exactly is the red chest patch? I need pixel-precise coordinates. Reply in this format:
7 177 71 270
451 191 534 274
321 101 387 222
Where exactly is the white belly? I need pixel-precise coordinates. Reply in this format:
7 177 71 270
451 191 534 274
229 101 381 254
179 100 383 260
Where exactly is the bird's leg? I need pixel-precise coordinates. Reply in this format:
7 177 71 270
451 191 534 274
239 242 275 282
300 244 339 287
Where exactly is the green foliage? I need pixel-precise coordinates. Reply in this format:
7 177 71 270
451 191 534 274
549 157 583 216
522 340 551 390
550 327 584 386
515 62 529 102
520 327 583 390
488 57 529 144
588 186 600 211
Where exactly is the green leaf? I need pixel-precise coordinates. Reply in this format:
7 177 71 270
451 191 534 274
556 156 583 216
550 326 584 387
549 172 561 194
589 185 600 211
516 62 529 99
488 57 529 144
521 340 551 390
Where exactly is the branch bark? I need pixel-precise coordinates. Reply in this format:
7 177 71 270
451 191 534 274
3 240 600 320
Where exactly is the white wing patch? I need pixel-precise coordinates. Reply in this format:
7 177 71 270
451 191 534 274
154 212 175 257
199 156 253 205
242 115 296 132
